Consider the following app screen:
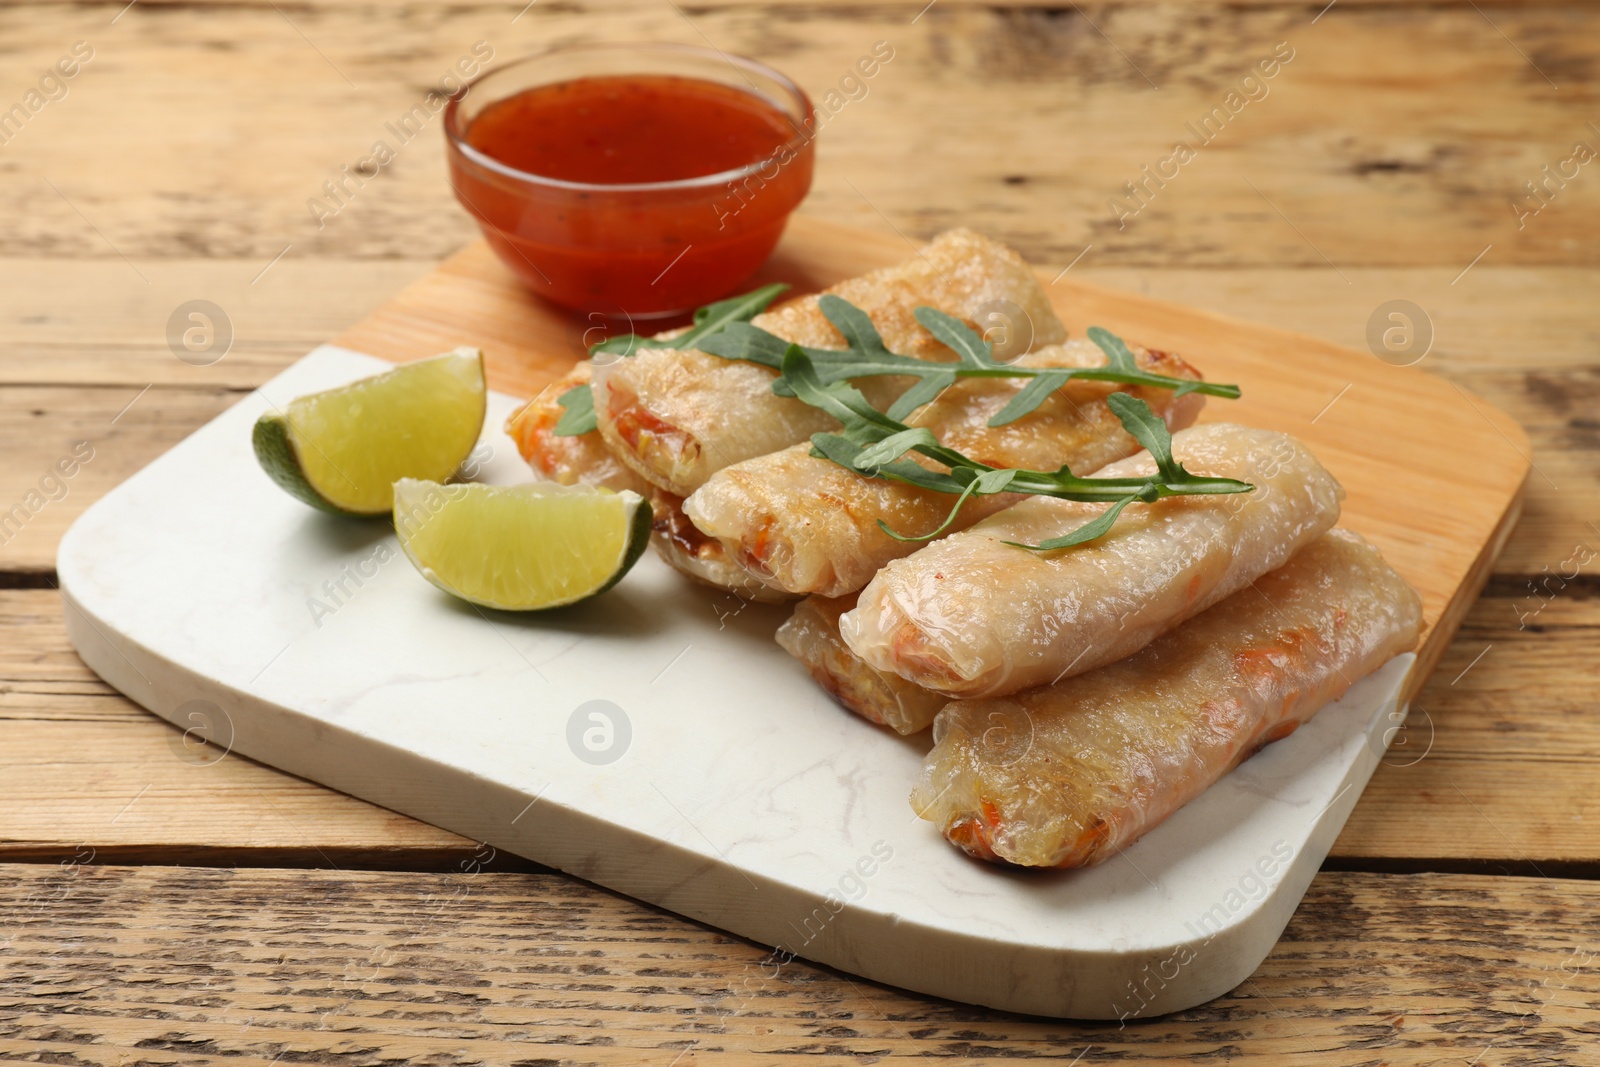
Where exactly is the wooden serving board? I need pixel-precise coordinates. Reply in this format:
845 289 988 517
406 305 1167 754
338 215 1532 702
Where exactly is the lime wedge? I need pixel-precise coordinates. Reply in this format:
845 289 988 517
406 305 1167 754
393 479 651 610
253 349 486 515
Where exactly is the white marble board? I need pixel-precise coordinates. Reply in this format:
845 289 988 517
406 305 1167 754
58 345 1415 1020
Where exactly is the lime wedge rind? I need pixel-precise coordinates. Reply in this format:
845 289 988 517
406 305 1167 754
253 349 487 516
253 412 361 516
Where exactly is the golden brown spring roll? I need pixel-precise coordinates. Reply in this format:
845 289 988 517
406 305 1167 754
504 363 649 494
647 490 794 604
776 594 947 735
591 228 1066 497
912 529 1422 868
843 423 1345 699
503 373 781 600
683 340 1205 598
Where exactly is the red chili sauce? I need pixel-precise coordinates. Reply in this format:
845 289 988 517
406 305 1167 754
451 74 813 316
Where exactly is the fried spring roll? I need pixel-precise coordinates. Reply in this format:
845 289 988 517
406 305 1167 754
591 228 1066 497
777 595 947 735
682 340 1205 598
911 530 1423 868
843 423 1345 699
504 363 649 494
502 370 774 603
647 490 794 604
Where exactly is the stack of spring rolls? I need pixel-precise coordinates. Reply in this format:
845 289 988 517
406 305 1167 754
506 229 1425 870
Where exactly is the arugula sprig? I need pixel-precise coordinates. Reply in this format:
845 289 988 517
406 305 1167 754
588 283 790 359
780 345 1252 550
552 283 789 435
698 294 1240 427
554 285 1240 438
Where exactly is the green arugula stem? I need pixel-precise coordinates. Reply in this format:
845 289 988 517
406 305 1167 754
779 345 1252 551
699 297 1240 426
552 283 790 436
555 285 1243 440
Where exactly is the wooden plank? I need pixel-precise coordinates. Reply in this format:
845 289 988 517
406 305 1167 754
0 718 471 863
0 386 240 576
4 586 1598 865
1346 595 1600 868
0 0 1589 1039
4 260 1596 391
1 3 1595 267
49 0 1578 9
1075 267 1600 374
0 592 470 861
0 258 435 390
1 863 1596 1060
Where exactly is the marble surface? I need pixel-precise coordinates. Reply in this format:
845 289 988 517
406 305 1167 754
58 345 1415 1019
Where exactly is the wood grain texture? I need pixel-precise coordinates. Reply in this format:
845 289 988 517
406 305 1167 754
0 591 470 861
0 0 1596 1049
0 258 436 389
5 260 1597 390
0 385 241 576
2 863 1598 1064
2 2 1597 268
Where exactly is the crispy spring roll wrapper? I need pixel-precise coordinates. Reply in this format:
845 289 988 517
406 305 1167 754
500 371 772 601
683 340 1206 599
843 423 1345 699
647 490 795 604
591 228 1066 497
777 595 947 735
504 363 650 494
912 530 1423 868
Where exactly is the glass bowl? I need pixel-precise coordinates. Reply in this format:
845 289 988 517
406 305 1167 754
444 42 815 319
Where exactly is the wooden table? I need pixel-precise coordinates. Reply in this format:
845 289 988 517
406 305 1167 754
3 0 1597 1061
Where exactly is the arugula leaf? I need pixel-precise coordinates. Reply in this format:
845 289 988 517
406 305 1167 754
880 471 988 543
854 427 946 469
779 343 908 444
1087 325 1139 375
913 307 995 368
986 369 1072 427
879 468 1024 543
1004 495 1139 552
699 322 944 398
699 294 1240 427
777 345 1252 551
1088 325 1207 400
551 384 597 436
817 294 892 356
553 283 789 436
694 321 792 366
1107 392 1181 482
885 372 959 421
589 283 790 357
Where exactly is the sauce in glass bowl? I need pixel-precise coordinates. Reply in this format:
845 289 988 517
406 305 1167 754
445 45 815 318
